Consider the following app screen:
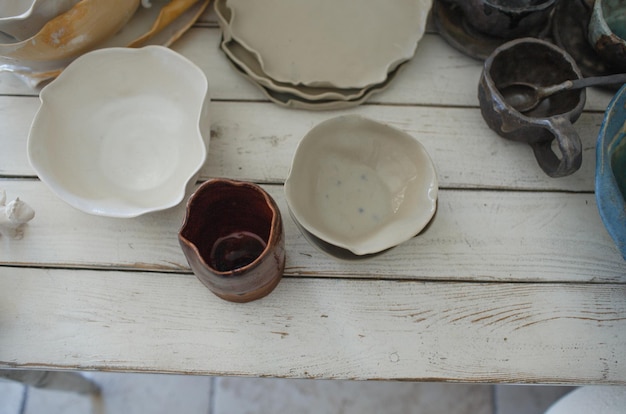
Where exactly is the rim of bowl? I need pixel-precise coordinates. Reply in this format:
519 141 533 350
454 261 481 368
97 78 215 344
595 84 626 259
285 115 438 255
27 45 209 218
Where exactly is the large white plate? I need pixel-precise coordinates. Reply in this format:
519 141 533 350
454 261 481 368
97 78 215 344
225 0 431 89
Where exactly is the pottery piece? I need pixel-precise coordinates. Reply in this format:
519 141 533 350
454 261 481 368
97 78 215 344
285 115 438 256
478 38 586 177
439 0 557 40
27 46 210 218
224 0 431 89
588 0 626 72
179 179 286 303
552 0 621 84
0 0 79 41
125 0 201 48
0 189 35 239
221 37 408 110
595 84 626 260
433 0 552 61
0 0 141 73
3 0 210 88
215 0 365 102
221 38 365 101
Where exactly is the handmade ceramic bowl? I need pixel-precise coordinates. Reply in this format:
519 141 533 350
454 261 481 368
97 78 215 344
124 0 203 48
552 0 620 81
0 0 140 74
5 0 210 88
179 178 286 303
28 46 210 218
285 115 438 256
595 84 626 260
588 0 626 71
0 0 78 41
441 0 557 40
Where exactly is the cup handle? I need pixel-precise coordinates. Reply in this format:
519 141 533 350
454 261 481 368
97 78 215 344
530 115 582 177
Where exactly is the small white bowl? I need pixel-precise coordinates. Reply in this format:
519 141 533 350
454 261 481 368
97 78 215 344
28 46 210 218
285 115 438 256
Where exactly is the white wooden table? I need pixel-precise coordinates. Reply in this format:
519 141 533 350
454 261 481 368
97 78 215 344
1 8 625 385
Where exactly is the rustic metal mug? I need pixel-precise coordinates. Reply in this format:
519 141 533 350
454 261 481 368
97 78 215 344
178 178 286 303
442 0 557 39
478 38 586 178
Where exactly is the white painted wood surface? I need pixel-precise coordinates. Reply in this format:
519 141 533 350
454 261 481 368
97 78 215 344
0 11 624 384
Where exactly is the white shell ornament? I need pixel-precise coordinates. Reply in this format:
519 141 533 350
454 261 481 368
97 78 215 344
0 189 35 239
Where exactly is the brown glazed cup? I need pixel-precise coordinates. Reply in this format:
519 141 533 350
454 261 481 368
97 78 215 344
478 38 586 177
178 178 286 303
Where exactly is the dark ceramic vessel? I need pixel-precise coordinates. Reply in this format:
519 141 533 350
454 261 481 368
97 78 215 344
588 0 626 72
440 0 557 40
433 0 552 61
552 0 622 83
179 178 286 303
478 38 586 177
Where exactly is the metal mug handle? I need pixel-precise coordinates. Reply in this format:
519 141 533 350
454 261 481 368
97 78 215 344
531 115 582 178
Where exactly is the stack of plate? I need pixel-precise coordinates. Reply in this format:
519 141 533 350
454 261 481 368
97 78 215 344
215 0 432 110
0 0 210 88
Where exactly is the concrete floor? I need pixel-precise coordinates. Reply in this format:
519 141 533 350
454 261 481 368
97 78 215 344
0 372 577 414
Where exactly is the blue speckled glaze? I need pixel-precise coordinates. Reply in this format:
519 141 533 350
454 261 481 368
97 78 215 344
596 84 626 260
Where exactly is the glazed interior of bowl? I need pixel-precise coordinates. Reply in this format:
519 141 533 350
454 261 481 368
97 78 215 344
285 115 438 255
599 0 626 39
596 84 626 259
489 40 583 118
27 46 209 218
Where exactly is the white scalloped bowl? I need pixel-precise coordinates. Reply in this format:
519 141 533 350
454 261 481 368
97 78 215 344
0 0 79 41
285 115 438 256
28 46 210 218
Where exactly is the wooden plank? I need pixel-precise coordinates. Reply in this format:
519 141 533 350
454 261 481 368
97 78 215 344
0 180 622 282
0 267 624 384
0 99 606 192
0 29 615 111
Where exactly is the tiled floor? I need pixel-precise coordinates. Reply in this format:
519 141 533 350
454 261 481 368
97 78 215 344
0 372 575 414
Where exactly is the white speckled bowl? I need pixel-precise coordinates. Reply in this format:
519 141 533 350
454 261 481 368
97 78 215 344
28 46 210 218
285 115 438 256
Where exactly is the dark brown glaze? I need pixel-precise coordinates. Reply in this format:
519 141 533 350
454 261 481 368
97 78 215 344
179 178 286 303
478 38 586 177
439 0 556 40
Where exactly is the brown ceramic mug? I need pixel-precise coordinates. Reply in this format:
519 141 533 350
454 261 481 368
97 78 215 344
478 38 586 177
178 178 286 303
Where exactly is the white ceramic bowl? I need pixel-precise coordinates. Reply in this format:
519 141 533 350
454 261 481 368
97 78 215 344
28 45 210 218
0 0 79 41
285 115 438 256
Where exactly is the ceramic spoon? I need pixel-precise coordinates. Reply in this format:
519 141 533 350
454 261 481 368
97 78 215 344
500 72 626 112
